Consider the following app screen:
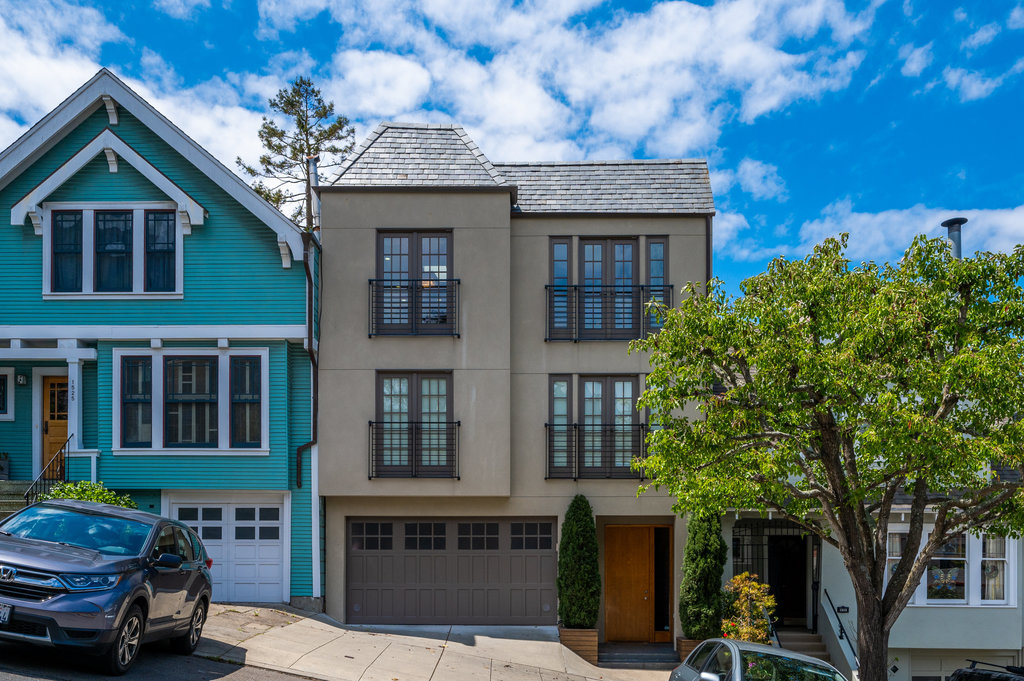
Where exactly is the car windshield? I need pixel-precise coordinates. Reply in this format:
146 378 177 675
740 651 846 681
0 504 153 556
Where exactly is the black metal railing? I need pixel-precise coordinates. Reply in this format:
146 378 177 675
545 423 647 479
823 588 858 667
24 434 72 505
763 605 781 647
545 284 672 341
369 279 460 337
369 421 460 479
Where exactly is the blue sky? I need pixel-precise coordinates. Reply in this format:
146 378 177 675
1 0 1022 292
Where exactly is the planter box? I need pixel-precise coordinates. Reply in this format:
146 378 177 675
677 637 703 662
559 627 598 665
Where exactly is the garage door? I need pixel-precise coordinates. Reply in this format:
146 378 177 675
346 518 557 624
171 499 285 602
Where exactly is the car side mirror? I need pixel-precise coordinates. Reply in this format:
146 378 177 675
153 553 182 569
700 674 720 681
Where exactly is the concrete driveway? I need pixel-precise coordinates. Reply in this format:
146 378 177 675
198 605 670 681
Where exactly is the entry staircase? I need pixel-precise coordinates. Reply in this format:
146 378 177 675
0 481 30 521
777 629 831 665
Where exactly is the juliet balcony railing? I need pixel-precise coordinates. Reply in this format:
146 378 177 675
369 278 460 337
369 421 460 479
545 423 648 479
545 284 672 341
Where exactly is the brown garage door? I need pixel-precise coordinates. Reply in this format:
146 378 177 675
346 518 557 624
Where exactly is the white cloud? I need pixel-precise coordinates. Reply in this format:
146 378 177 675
961 23 1000 50
736 158 788 201
954 7 968 22
256 0 328 38
152 0 210 20
794 199 1024 261
898 42 933 77
942 61 1024 101
326 51 431 118
1009 6 1024 29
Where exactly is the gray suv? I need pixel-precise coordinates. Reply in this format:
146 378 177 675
0 500 213 674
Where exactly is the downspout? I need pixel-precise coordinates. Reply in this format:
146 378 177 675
296 156 322 488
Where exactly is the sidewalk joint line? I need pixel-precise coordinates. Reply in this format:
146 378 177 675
358 640 393 681
427 625 453 681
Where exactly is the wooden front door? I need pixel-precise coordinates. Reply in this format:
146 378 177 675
604 525 654 642
42 376 68 478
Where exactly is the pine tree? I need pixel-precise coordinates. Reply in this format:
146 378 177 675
236 77 354 230
557 494 601 628
678 511 728 639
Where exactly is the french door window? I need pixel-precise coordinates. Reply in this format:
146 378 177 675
371 232 456 335
371 372 457 477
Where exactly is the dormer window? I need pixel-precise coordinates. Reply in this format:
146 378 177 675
43 202 183 297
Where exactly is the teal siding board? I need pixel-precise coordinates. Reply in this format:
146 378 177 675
288 342 312 597
0 108 305 326
0 361 67 480
67 457 91 481
125 489 162 515
81 361 97 450
46 154 169 203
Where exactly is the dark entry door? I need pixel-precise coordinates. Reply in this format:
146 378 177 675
767 535 807 625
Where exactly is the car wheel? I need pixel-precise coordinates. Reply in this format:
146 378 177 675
170 599 207 655
104 605 144 675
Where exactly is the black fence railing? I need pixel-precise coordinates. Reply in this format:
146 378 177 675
545 423 647 479
823 588 859 668
545 284 672 341
24 434 72 506
369 421 460 479
369 279 460 337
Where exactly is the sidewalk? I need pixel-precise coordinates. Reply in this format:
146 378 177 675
197 604 671 681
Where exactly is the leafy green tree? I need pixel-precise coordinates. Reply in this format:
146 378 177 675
38 481 138 509
632 235 1024 681
236 76 354 230
679 511 728 639
557 494 601 628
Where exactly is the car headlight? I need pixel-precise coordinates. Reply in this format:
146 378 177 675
60 573 123 591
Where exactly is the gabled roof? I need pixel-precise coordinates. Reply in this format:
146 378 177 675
494 160 715 215
333 122 514 196
0 69 303 261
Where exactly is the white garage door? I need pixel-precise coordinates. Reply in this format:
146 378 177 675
171 498 285 603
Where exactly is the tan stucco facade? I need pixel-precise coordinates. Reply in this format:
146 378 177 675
317 185 710 639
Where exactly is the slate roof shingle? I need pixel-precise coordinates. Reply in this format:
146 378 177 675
333 122 715 215
495 160 714 215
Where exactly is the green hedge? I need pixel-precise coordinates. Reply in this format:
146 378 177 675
679 511 727 639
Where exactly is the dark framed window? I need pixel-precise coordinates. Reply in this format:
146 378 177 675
121 357 152 447
351 522 393 551
371 371 456 477
164 356 218 447
458 522 499 550
510 522 553 550
647 237 668 329
547 375 573 473
580 238 638 335
371 231 455 334
52 210 83 292
549 238 572 334
580 375 639 469
230 356 261 448
0 373 7 416
145 211 175 292
404 522 446 550
95 210 133 292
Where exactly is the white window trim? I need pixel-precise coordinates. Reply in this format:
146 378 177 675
888 524 1017 607
0 367 13 421
112 347 270 456
42 201 184 299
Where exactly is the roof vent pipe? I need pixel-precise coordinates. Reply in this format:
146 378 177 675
941 216 967 260
307 155 321 236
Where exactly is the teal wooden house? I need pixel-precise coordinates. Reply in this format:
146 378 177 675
0 70 321 608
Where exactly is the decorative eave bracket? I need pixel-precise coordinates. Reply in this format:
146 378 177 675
103 148 118 173
278 237 292 268
101 96 118 125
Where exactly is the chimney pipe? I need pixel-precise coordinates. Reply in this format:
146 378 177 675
941 217 967 260
307 155 321 234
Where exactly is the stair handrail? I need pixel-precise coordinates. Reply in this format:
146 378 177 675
822 588 858 668
23 434 73 506
762 606 782 647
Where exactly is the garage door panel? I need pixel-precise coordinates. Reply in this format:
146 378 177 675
347 518 556 625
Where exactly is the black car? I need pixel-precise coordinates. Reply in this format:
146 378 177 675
0 499 213 674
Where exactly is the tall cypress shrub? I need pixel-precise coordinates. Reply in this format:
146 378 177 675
557 494 601 628
679 511 728 639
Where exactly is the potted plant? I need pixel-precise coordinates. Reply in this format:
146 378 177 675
0 453 9 481
677 511 728 659
557 494 601 664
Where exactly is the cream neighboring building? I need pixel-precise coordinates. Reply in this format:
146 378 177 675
315 122 713 644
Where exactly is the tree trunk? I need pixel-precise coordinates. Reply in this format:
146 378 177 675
854 593 890 681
